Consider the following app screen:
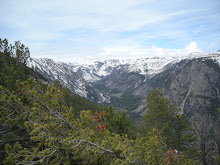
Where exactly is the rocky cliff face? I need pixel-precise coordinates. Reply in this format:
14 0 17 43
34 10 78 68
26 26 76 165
28 53 220 119
163 58 220 117
131 56 220 119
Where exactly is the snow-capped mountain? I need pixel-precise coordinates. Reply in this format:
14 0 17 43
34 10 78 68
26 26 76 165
28 52 220 120
62 57 180 82
59 59 122 82
28 58 109 103
58 52 220 83
28 58 88 97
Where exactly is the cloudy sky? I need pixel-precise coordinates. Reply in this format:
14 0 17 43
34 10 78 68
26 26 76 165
1 0 220 63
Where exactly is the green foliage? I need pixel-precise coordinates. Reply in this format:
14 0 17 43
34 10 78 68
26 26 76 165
100 105 132 136
120 92 142 112
143 89 198 159
0 38 31 91
0 38 202 164
53 80 99 116
144 90 179 133
134 129 167 164
0 80 195 164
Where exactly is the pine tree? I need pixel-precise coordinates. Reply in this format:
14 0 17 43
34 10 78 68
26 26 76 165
100 105 132 136
143 89 198 158
0 38 30 91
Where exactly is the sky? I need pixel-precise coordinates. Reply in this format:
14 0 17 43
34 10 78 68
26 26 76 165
1 0 220 63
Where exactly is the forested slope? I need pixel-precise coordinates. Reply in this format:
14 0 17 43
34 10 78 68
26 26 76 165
0 38 219 164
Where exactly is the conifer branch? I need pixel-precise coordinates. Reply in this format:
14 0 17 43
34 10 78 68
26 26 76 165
70 139 115 155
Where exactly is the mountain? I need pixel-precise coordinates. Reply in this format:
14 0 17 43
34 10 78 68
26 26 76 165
61 59 122 82
28 52 220 119
96 53 220 119
133 53 220 117
27 56 183 103
63 57 183 82
28 58 109 103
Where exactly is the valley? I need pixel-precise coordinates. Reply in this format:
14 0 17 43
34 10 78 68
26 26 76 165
28 52 220 120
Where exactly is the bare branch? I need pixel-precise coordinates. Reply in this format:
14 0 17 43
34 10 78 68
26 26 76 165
69 139 115 155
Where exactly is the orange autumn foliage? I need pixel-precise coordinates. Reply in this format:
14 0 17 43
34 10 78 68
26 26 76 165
166 149 178 164
92 112 106 133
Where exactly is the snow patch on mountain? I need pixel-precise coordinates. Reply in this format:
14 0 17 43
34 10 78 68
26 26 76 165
28 58 88 98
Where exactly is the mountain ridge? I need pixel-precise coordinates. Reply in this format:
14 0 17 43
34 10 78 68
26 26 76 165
28 52 220 119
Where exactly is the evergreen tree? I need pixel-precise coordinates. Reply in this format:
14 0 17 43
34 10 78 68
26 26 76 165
0 80 197 164
0 38 30 91
100 105 132 136
143 89 197 157
53 80 99 116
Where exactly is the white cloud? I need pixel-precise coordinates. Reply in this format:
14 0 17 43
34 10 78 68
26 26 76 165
109 42 202 59
150 42 204 57
184 42 203 54
54 42 203 63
